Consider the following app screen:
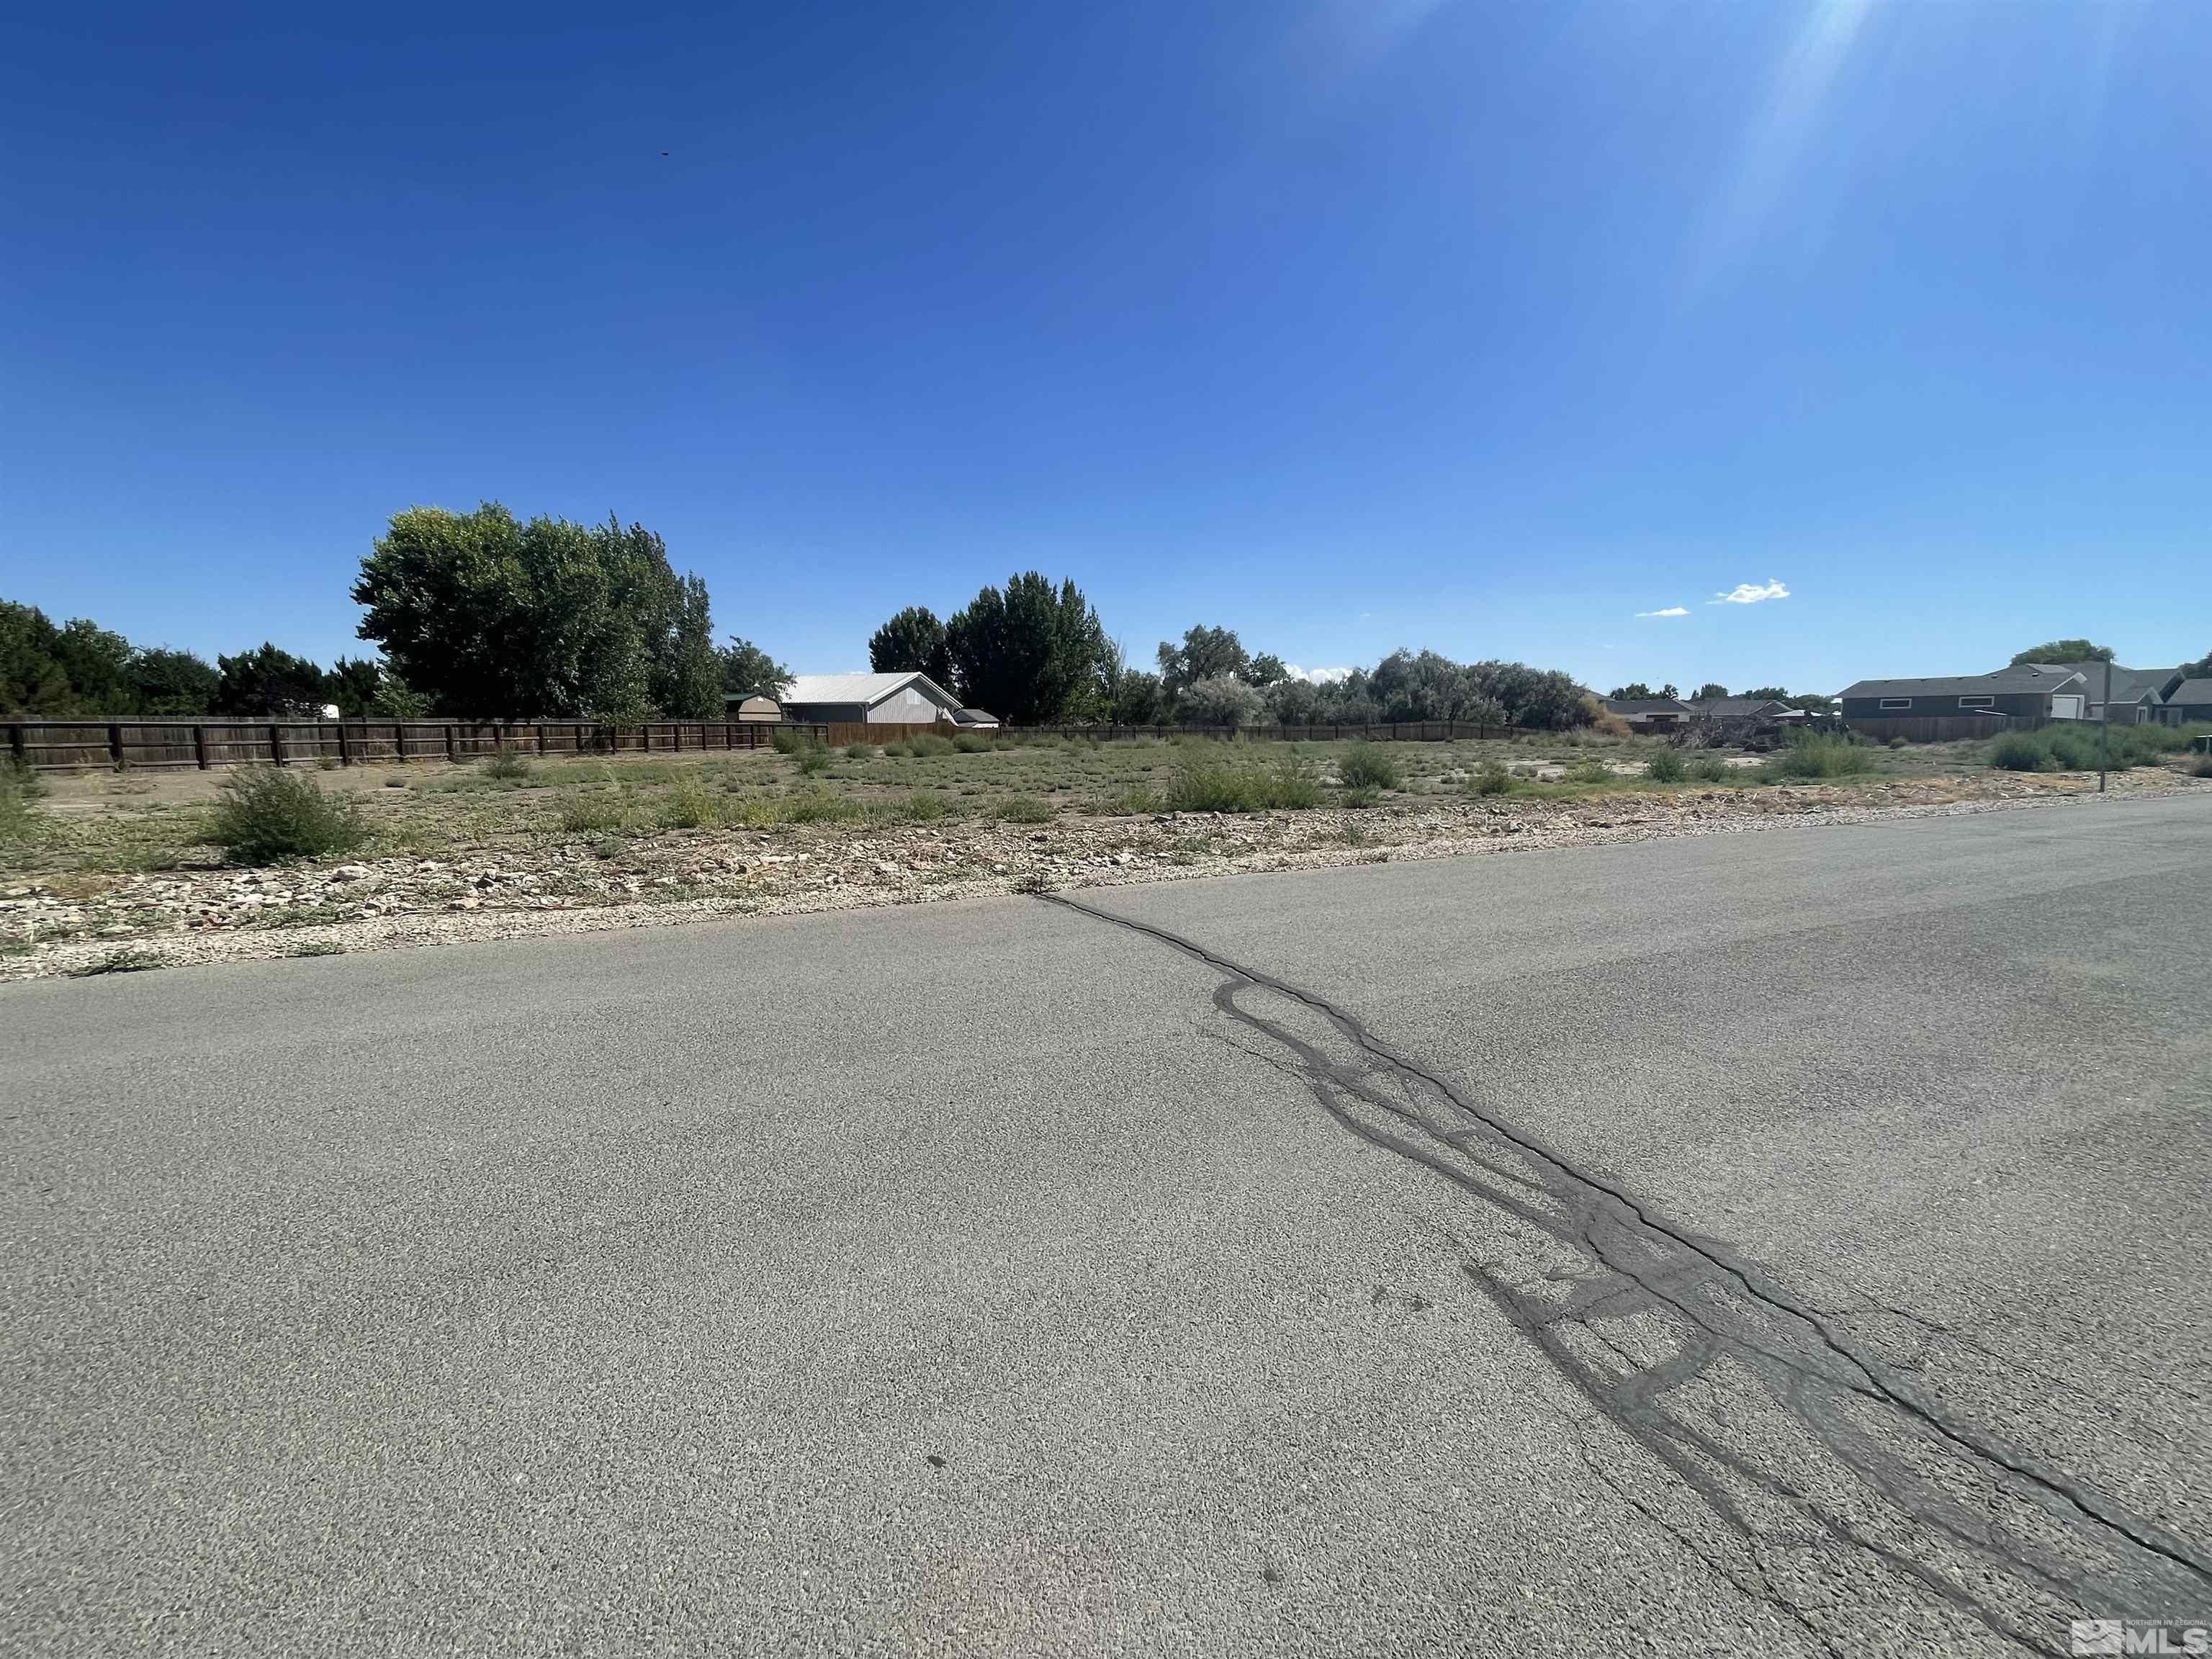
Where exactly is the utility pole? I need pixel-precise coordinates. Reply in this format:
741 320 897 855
2100 658 2112 794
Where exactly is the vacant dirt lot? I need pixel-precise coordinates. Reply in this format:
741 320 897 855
3 732 2200 980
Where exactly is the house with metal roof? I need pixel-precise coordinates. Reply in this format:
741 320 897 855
730 671 963 725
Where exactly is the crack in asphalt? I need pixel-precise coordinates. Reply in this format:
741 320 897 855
1038 889 2212 1655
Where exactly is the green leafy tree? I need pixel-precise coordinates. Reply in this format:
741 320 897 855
1 602 90 713
868 606 956 688
1248 653 1289 688
1108 667 1166 725
352 503 725 717
719 637 792 701
1609 683 1655 701
2010 639 2113 665
328 657 385 718
1156 625 1249 696
128 648 219 715
1177 674 1265 729
215 644 333 716
946 572 1110 725
1694 681 1730 701
1740 685 1789 701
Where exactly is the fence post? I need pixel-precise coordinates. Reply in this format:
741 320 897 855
444 724 458 764
337 723 351 766
108 723 125 770
393 721 407 762
269 723 285 765
192 724 210 769
536 722 547 755
7 724 22 767
641 723 651 752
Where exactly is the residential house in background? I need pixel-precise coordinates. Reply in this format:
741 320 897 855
2155 678 2212 726
750 671 964 725
1839 664 2089 740
1601 695 1692 732
1686 696 1793 724
2054 660 2173 724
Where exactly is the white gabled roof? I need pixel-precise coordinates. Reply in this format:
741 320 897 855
781 671 956 709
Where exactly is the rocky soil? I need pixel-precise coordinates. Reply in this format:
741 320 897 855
2 769 2196 981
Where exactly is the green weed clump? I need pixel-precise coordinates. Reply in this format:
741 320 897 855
795 745 832 776
481 748 534 781
559 794 629 833
844 741 874 760
207 767 369 863
656 778 723 830
997 796 1054 824
1166 751 1322 813
899 791 956 822
953 733 991 753
1987 724 2169 773
769 727 810 755
881 742 913 758
0 758 47 840
1643 749 1686 783
909 732 957 757
1336 744 1401 791
1468 763 1512 796
1686 755 1730 784
1761 733 1875 781
1102 783 1163 815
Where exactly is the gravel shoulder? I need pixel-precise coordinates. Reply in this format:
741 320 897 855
3 763 2196 981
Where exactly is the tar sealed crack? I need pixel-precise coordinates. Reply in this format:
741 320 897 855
1037 889 2212 1657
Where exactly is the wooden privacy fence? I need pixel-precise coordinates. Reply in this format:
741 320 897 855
1011 721 1545 744
2 717 842 772
2 714 1545 772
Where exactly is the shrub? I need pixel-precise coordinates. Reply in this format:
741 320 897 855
1469 763 1511 796
1643 749 1686 783
1337 744 1401 791
1267 750 1322 809
559 794 629 832
844 741 874 760
1686 755 1730 783
656 779 722 830
881 742 913 758
1102 783 1163 815
899 791 957 822
481 747 534 781
998 795 1053 823
207 767 369 863
953 733 990 753
781 788 865 824
1762 733 1874 781
1887 735 1907 749
769 727 809 755
0 759 45 840
795 745 832 776
1988 734 2052 773
909 732 956 757
1339 785 1380 809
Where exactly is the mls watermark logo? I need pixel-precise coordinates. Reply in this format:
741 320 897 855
2072 1619 2211 1655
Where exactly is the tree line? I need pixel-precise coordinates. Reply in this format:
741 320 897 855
867 605 1599 730
10 498 1620 732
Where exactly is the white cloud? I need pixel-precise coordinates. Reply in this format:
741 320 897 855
1284 663 1354 684
1635 606 1689 619
1710 580 1790 605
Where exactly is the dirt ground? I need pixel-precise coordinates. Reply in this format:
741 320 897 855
4 734 2201 981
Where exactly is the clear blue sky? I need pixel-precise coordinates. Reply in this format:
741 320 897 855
4 1 2206 694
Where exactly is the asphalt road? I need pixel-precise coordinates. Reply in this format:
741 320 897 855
6 795 2210 1657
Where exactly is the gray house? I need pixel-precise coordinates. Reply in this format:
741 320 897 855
2156 678 2212 725
1686 696 1792 723
1602 696 1692 732
2053 660 2175 724
1839 664 2088 727
750 671 963 725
